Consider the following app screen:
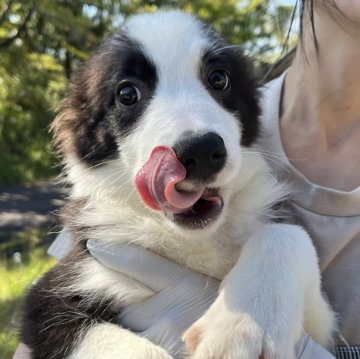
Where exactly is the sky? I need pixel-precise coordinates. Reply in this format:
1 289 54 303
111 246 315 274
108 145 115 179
279 0 296 4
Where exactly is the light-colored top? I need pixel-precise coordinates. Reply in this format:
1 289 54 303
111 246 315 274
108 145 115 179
258 73 360 345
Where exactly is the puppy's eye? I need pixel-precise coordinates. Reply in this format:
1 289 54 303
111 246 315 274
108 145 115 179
116 84 142 106
208 70 229 91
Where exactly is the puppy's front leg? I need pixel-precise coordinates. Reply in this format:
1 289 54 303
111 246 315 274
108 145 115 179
70 323 172 359
184 224 335 359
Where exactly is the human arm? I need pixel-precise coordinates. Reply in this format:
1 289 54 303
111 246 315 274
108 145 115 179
14 231 335 359
87 235 335 359
86 239 220 358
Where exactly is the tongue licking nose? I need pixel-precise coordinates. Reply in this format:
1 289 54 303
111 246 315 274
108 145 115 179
135 146 204 213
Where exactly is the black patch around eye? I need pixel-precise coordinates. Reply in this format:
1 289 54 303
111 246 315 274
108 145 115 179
201 45 260 147
54 33 158 167
107 36 158 139
72 107 119 165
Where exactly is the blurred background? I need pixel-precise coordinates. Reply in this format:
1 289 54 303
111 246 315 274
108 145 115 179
0 0 298 357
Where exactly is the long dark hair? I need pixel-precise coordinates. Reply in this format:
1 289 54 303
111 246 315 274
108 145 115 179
263 0 311 82
300 0 317 49
264 0 348 82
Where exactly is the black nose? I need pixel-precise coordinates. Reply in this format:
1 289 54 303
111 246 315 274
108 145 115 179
173 132 227 182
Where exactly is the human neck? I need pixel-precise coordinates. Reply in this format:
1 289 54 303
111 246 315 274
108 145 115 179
280 8 360 191
284 8 360 139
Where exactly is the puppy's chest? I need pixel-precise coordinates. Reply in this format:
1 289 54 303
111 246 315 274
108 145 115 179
127 226 242 280
166 245 240 280
77 203 250 283
82 207 248 280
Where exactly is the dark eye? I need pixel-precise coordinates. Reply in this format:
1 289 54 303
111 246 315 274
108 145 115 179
116 83 141 106
208 70 229 91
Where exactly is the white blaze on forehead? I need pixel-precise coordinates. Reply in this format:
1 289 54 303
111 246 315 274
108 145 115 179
124 11 210 82
120 11 243 189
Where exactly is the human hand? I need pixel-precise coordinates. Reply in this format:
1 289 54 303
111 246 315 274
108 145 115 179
87 239 335 359
87 239 220 358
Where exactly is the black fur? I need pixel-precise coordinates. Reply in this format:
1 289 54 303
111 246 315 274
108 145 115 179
53 33 158 167
201 46 260 147
21 245 119 359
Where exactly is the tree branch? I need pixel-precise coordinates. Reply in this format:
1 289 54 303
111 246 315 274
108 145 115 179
0 6 34 49
0 0 14 26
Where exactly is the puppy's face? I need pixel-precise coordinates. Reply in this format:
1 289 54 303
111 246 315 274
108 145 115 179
54 11 260 233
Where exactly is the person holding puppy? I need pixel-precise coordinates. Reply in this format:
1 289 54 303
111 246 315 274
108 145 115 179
14 0 360 358
87 0 360 356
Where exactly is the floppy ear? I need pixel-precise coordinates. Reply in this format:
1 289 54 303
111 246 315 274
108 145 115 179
52 30 158 167
51 31 139 167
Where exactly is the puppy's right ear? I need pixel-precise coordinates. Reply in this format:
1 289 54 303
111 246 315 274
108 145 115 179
51 33 127 167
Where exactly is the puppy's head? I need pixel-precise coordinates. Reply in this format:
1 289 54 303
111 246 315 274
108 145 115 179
53 11 260 232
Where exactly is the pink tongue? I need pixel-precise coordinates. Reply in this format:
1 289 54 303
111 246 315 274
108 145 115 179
135 146 203 212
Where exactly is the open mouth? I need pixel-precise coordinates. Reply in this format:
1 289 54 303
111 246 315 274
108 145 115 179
170 187 223 229
135 146 224 229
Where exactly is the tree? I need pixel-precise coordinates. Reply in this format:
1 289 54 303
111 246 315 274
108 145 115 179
0 0 118 183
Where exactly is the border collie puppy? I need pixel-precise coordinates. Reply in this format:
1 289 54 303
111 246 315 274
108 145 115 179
21 11 335 359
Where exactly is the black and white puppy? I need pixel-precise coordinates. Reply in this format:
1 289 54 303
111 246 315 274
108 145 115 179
22 11 335 359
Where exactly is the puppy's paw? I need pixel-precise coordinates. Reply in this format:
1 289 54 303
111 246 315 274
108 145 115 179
183 295 295 359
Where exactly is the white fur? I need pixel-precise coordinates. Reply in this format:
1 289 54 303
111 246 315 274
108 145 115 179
70 323 171 359
64 11 336 359
67 255 153 307
183 224 335 359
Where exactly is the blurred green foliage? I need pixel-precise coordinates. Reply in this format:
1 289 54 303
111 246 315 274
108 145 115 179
0 0 295 184
0 230 56 359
